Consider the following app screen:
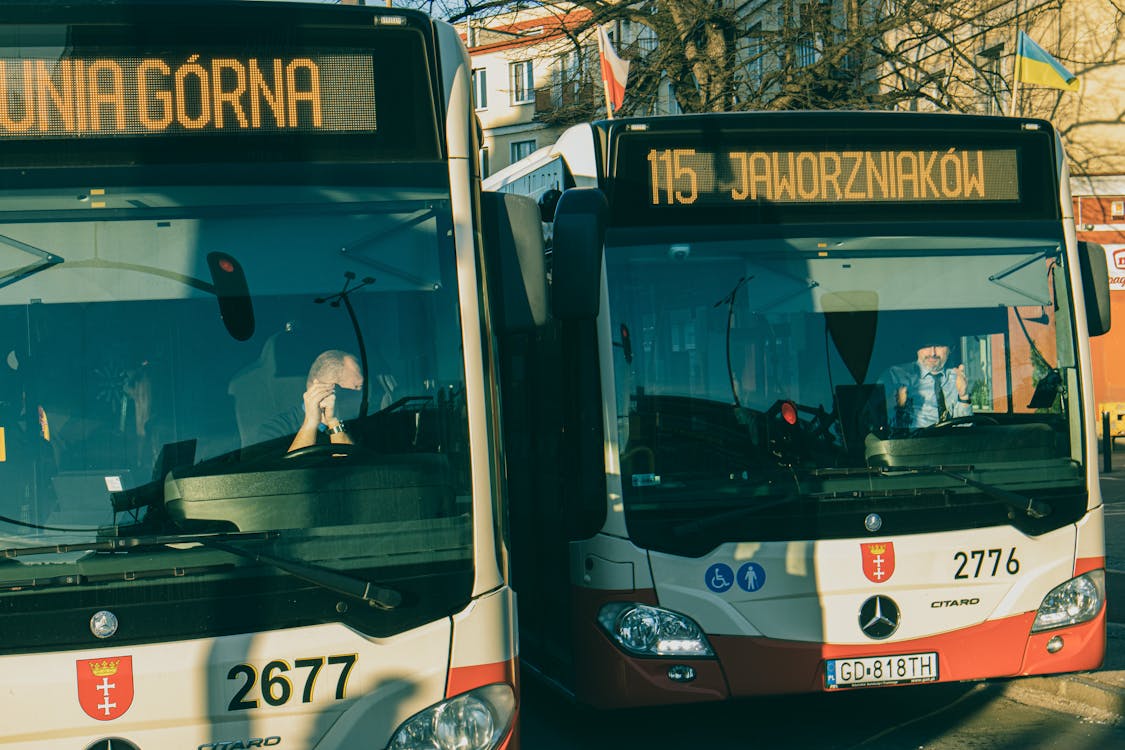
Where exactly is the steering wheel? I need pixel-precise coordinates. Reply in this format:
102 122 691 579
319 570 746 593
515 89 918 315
929 414 999 429
283 443 368 460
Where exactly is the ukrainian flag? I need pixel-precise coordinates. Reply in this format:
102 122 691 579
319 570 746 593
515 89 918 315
1015 30 1080 92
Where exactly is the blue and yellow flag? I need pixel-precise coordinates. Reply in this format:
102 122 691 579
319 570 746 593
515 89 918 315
1015 30 1079 92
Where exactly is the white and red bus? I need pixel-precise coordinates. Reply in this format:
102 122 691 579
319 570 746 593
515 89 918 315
489 111 1111 707
0 2 533 747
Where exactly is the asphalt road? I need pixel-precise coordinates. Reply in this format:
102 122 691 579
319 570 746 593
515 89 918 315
1101 468 1125 622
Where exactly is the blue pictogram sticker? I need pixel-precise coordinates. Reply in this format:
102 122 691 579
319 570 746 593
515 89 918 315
737 562 766 592
705 563 734 593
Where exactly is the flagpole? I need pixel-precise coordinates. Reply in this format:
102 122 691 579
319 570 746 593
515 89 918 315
597 26 614 120
1009 28 1021 117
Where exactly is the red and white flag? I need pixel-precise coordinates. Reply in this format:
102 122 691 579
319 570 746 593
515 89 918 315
597 25 630 113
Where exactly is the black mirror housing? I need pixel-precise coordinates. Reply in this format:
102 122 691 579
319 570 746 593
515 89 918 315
1078 240 1112 337
551 188 607 321
480 191 548 333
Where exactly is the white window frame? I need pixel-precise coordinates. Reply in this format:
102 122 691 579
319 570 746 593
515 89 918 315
510 139 536 164
472 67 488 110
510 60 534 105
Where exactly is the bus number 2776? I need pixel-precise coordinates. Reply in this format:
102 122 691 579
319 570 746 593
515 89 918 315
953 548 1019 579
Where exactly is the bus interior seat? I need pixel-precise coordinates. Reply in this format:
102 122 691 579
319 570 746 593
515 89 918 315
227 330 309 447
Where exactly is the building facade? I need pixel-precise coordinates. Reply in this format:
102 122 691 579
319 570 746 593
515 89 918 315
462 0 1125 415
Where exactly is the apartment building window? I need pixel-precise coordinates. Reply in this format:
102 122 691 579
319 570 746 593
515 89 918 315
510 61 534 104
510 139 536 163
555 50 581 106
746 23 764 84
472 68 488 110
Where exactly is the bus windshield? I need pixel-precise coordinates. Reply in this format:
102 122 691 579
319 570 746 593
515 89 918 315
608 232 1086 553
0 181 473 635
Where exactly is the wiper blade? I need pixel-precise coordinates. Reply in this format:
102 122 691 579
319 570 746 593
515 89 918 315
204 539 402 610
0 562 235 592
813 464 1051 519
928 467 1051 519
0 530 276 559
0 530 403 609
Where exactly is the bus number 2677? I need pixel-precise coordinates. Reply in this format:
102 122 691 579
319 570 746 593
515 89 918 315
227 654 357 711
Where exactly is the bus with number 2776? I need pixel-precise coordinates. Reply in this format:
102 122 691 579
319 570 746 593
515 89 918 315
488 111 1112 707
0 2 538 748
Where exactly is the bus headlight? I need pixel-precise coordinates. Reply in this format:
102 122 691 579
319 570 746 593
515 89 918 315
387 683 515 750
597 602 714 657
1031 570 1105 633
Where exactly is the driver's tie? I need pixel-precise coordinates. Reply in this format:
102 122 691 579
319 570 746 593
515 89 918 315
932 372 949 422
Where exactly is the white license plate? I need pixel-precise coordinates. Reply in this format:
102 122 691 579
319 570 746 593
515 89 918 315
825 652 939 689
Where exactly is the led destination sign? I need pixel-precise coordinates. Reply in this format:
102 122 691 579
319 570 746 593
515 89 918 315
645 147 1020 206
0 54 376 137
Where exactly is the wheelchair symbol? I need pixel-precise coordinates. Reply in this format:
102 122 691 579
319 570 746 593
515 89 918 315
705 563 735 593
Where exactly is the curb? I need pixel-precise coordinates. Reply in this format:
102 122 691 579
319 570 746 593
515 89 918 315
1000 623 1125 723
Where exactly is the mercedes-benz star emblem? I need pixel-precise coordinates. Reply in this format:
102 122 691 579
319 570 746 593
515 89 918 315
859 595 900 639
864 513 883 532
85 739 141 750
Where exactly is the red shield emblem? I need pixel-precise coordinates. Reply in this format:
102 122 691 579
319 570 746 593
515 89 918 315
861 542 895 583
76 656 134 721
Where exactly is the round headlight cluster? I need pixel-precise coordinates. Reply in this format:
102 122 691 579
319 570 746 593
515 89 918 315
388 683 515 750
597 602 714 657
1032 570 1105 633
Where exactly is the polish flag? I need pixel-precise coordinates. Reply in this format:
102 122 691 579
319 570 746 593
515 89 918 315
597 25 630 113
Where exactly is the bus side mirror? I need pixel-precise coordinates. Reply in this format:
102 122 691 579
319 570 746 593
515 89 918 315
206 251 255 342
551 188 607 321
480 191 548 333
538 188 562 223
1078 240 1111 336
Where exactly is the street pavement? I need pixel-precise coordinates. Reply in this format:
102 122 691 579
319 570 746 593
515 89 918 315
1002 466 1125 723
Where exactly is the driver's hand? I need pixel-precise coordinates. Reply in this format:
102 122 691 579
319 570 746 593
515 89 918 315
301 380 336 429
955 365 968 399
896 385 908 407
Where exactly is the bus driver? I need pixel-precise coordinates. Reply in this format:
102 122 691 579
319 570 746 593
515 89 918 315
878 335 972 430
259 349 363 452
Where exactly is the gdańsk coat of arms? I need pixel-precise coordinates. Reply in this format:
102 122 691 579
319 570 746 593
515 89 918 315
861 542 896 584
76 656 134 721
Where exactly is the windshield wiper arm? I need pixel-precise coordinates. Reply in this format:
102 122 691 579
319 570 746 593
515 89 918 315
928 468 1051 519
203 539 402 610
0 530 276 559
814 465 1051 519
0 530 403 610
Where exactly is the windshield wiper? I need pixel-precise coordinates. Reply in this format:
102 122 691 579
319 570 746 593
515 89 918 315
0 561 237 592
675 463 1052 538
813 465 1052 519
0 530 403 610
0 530 275 559
203 539 401 610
